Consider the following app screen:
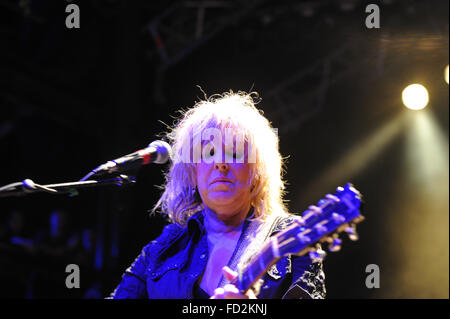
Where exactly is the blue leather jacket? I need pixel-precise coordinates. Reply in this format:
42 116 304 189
108 211 326 299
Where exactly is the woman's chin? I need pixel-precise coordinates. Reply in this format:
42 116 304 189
207 192 236 205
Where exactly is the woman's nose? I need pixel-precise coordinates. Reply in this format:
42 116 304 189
214 162 229 172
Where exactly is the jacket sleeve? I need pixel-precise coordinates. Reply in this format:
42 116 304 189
106 223 184 299
282 255 326 299
106 246 150 299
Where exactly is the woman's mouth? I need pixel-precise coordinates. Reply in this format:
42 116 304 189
211 178 233 184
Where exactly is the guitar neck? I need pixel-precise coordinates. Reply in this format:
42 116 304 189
235 183 364 294
236 238 280 293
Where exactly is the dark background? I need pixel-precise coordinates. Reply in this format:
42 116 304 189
0 0 448 298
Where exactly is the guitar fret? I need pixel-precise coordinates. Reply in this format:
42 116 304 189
259 253 266 272
262 246 275 266
243 269 253 290
239 272 248 292
247 266 254 283
256 245 275 273
271 237 280 258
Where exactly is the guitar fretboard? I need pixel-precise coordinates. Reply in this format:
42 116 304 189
237 240 278 292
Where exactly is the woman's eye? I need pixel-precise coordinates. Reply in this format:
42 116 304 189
226 149 244 160
204 147 215 158
234 150 244 159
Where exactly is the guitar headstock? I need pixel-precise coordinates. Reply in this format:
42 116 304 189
275 183 364 261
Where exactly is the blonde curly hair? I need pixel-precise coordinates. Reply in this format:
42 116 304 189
153 90 288 226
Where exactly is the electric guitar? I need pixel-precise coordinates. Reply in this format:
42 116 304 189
236 183 364 295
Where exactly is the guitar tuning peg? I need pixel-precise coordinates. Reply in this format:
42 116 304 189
296 233 311 244
331 213 346 223
308 205 322 216
314 224 328 235
326 194 340 203
345 225 359 241
328 237 342 252
294 216 306 226
309 247 327 262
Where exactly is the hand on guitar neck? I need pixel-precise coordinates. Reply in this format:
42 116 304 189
210 266 257 299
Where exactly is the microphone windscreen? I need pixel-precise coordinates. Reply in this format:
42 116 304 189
149 140 172 164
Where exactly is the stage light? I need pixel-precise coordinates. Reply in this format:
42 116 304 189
402 84 429 110
445 65 449 85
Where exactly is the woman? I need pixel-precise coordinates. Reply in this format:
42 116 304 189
108 91 325 299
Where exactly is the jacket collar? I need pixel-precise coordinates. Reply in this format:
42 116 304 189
186 207 255 237
187 210 206 237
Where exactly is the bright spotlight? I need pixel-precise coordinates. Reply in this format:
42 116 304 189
445 65 449 85
402 84 429 111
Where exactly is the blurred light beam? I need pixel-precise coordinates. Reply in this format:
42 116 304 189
300 112 407 202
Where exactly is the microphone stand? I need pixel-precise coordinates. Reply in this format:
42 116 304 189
0 175 136 198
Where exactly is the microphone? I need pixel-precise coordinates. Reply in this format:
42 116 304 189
80 140 171 181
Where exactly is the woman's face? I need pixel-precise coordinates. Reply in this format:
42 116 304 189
195 133 253 219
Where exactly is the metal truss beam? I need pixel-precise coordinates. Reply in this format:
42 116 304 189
147 0 267 69
264 33 383 136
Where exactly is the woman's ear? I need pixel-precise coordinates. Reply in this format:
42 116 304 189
250 171 259 193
